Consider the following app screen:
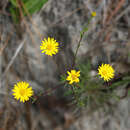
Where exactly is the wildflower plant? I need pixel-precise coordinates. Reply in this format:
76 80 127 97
62 62 116 108
60 11 130 108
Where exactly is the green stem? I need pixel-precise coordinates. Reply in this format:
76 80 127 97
73 16 93 67
74 32 84 60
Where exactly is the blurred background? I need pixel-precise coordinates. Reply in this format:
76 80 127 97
0 0 130 130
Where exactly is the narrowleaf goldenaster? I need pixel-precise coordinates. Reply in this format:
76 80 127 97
66 70 80 84
40 37 59 56
98 64 115 81
91 12 96 17
12 81 33 103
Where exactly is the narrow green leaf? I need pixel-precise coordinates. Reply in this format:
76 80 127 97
128 89 130 96
24 0 48 15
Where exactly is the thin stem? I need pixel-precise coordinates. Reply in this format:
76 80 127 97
73 32 84 67
73 16 93 67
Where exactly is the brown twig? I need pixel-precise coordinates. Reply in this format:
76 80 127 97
0 34 11 56
106 0 125 25
2 39 25 80
24 103 32 130
16 0 42 64
120 84 130 99
20 1 43 40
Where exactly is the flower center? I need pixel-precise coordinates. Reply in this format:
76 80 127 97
47 44 53 51
102 70 107 76
72 74 77 80
19 89 26 96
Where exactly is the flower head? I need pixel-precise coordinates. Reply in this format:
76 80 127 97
40 37 59 56
98 64 115 81
12 81 33 103
66 70 80 84
91 12 96 17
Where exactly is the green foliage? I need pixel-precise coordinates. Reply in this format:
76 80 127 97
110 76 130 89
64 89 73 96
9 0 48 23
63 61 130 109
80 16 93 36
128 89 130 96
31 96 37 103
60 74 67 83
10 7 20 23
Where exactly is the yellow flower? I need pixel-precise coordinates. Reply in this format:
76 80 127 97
98 64 115 81
66 70 80 84
40 37 59 56
91 12 96 17
12 81 34 103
